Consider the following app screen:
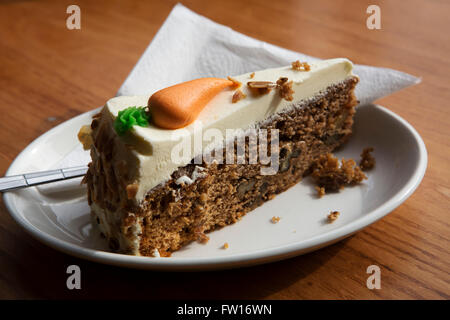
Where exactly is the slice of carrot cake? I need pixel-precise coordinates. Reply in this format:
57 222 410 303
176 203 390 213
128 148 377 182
79 58 359 256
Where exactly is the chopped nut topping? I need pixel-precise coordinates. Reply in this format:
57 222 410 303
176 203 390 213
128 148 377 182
247 81 276 96
247 78 296 101
292 60 311 71
77 125 93 150
327 211 340 223
360 147 376 171
249 72 255 79
271 216 281 224
247 77 294 101
232 89 247 103
227 76 242 88
277 77 294 101
247 81 278 89
126 183 139 199
223 242 229 249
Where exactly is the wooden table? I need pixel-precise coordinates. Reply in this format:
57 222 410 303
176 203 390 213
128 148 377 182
0 0 448 299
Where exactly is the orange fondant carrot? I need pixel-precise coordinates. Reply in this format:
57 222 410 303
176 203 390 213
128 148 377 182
148 78 234 129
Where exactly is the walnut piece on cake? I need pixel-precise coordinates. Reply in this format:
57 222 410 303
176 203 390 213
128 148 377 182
227 76 242 88
276 77 294 101
292 60 311 71
247 81 276 95
232 89 246 103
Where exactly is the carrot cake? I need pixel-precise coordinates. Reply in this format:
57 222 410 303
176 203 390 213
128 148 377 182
79 58 359 256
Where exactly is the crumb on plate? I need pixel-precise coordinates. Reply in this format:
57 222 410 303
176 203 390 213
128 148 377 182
311 153 367 192
360 147 376 171
327 211 340 223
271 216 281 224
315 186 325 198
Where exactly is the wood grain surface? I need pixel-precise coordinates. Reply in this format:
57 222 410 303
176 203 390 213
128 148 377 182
0 0 449 299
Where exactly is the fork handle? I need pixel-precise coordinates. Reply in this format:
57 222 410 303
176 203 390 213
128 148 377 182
0 166 88 192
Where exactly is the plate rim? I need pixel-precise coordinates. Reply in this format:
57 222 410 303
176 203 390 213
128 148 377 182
2 104 428 271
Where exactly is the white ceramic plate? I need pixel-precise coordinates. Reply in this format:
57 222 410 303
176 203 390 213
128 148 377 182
3 104 427 271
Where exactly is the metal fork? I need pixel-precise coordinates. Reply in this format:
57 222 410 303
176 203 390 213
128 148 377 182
0 166 88 192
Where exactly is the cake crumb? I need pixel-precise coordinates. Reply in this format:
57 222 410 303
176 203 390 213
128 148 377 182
360 147 375 171
315 186 325 198
197 233 210 244
227 76 242 88
311 153 367 192
77 125 93 150
249 72 255 79
126 183 139 199
276 77 294 101
327 211 340 223
222 242 229 249
292 60 311 71
232 89 247 103
194 226 210 244
271 216 281 224
158 249 172 257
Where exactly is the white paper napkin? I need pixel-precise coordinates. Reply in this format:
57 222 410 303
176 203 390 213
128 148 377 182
119 3 420 106
58 3 419 169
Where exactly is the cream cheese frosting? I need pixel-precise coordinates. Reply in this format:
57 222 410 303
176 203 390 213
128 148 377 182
105 58 355 201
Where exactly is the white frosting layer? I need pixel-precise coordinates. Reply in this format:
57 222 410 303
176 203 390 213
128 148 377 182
105 58 355 201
